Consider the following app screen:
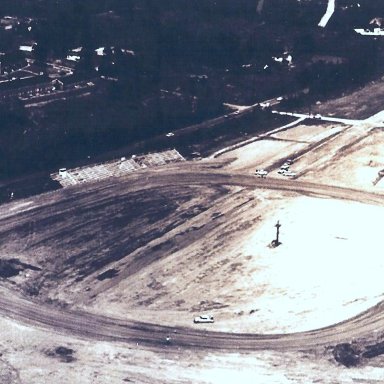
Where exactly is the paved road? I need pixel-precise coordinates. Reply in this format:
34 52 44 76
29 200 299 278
318 0 335 28
0 167 383 351
272 110 362 125
272 109 384 129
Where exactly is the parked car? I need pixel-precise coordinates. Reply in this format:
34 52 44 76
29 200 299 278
282 170 296 177
165 132 174 137
193 315 214 324
255 169 268 177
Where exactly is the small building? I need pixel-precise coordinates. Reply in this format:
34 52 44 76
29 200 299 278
66 47 83 62
1 16 19 29
19 42 37 53
95 47 107 56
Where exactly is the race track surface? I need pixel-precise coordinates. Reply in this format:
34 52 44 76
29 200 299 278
1 166 383 352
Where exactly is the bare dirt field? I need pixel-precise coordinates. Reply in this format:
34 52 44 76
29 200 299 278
86 191 384 336
0 80 384 382
3 309 384 384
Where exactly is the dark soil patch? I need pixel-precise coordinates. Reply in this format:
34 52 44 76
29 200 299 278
0 258 41 278
151 239 173 252
333 343 361 367
229 262 243 272
191 300 229 312
362 341 384 359
44 346 76 363
0 262 19 278
55 346 74 356
97 268 119 281
147 279 164 290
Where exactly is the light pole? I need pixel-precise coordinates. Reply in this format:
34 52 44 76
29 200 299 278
270 220 281 247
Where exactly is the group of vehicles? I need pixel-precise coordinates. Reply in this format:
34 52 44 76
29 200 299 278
277 159 296 177
255 158 297 178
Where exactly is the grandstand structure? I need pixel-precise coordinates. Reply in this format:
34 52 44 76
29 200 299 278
51 149 185 187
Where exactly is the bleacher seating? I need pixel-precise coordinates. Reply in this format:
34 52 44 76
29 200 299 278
51 149 185 187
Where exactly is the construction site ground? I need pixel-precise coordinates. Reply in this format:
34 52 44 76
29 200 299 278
0 78 384 383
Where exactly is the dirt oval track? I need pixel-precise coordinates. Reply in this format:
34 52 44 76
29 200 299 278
0 167 383 352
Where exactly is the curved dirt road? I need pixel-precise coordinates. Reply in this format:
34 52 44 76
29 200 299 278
0 167 383 351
